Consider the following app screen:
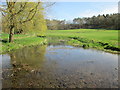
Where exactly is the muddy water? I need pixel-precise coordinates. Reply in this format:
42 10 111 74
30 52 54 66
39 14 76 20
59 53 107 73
2 45 118 88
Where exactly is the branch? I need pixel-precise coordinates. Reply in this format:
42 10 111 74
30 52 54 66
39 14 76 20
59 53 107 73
20 2 40 23
6 0 10 8
1 12 6 17
0 7 8 13
13 2 27 15
44 2 56 8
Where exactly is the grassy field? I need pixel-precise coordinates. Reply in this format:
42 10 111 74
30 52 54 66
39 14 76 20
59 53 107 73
1 29 119 54
0 33 47 54
47 29 119 53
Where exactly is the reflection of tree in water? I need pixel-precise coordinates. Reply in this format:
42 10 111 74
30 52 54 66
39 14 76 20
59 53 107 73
10 45 47 69
3 45 47 88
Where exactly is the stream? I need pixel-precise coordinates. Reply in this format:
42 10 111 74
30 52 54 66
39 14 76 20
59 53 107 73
1 42 119 88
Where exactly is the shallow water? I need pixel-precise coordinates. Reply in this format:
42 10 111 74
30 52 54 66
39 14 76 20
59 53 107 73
2 45 118 88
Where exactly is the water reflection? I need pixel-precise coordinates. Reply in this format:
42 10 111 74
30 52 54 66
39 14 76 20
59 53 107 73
9 45 47 68
2 45 119 88
2 45 48 88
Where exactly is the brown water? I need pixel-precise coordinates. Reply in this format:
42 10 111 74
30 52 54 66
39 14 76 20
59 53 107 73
1 45 118 88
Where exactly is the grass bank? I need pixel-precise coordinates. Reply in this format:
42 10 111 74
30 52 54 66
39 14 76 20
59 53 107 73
0 33 47 54
47 29 120 54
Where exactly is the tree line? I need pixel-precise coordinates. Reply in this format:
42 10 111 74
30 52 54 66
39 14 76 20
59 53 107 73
46 13 120 30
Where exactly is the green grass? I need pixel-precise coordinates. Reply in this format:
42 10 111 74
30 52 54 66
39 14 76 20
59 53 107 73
47 29 119 54
0 33 47 54
1 29 119 54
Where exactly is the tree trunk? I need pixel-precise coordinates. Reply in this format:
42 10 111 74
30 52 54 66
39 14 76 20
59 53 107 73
9 25 14 43
8 11 14 43
8 2 15 43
